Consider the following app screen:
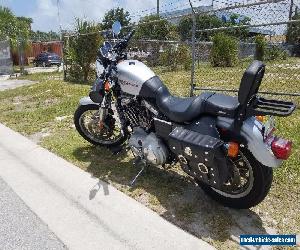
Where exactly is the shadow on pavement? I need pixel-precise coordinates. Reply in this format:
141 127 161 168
73 145 270 247
89 180 110 199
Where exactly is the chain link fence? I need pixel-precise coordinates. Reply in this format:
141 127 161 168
62 0 300 104
191 0 300 105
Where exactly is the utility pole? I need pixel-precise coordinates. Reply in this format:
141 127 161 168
56 0 63 37
157 0 159 17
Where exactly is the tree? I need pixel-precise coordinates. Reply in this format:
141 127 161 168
30 30 60 41
178 14 223 41
178 13 250 41
66 19 102 82
0 6 32 47
0 7 16 40
226 14 251 39
100 8 131 32
135 15 178 40
177 16 193 41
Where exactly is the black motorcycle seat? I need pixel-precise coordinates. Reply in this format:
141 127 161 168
157 91 239 122
139 76 240 123
156 86 214 122
205 93 240 117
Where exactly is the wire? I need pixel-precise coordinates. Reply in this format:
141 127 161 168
129 0 188 18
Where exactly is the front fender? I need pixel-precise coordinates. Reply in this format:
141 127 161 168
79 96 98 106
217 117 282 168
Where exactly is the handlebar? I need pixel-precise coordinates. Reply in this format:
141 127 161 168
124 30 135 42
97 30 135 63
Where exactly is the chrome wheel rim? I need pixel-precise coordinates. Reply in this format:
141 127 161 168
212 151 254 198
78 107 123 145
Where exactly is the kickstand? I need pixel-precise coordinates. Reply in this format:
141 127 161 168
130 157 146 187
130 166 145 187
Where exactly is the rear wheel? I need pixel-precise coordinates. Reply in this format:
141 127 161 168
197 148 273 209
74 104 127 147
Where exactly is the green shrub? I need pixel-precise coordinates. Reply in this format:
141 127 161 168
183 55 192 71
210 33 238 67
159 44 191 71
254 35 288 61
64 18 102 82
255 35 266 61
159 46 173 69
265 46 288 61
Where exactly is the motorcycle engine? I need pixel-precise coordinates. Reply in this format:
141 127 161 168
129 127 168 166
120 97 154 130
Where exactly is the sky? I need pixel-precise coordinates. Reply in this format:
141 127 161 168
0 0 184 31
0 0 299 33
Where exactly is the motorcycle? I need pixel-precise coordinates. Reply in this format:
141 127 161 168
74 21 296 209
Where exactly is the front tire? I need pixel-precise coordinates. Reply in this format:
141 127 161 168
74 104 127 147
197 149 273 209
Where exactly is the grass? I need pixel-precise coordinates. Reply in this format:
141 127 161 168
0 60 299 250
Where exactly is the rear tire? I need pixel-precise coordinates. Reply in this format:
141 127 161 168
74 104 127 147
197 149 273 209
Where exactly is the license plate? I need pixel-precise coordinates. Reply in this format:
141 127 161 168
263 116 275 140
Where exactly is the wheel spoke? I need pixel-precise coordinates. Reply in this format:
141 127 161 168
78 108 124 145
211 150 254 198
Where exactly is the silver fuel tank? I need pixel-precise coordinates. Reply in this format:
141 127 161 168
116 60 156 96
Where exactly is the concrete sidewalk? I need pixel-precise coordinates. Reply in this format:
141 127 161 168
0 123 214 250
0 79 37 91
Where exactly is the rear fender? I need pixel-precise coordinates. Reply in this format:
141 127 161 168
217 116 282 168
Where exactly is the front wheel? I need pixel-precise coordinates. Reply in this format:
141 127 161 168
197 149 273 209
74 104 127 147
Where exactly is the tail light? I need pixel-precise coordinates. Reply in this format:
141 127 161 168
104 80 110 92
271 137 292 160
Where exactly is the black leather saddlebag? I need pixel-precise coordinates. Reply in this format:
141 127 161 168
168 126 229 188
89 78 104 103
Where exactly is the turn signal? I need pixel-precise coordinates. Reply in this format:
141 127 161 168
271 137 292 160
104 81 110 92
256 115 266 122
227 142 239 158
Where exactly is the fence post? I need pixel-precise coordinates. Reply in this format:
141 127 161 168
189 0 196 97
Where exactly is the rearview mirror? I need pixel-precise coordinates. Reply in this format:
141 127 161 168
112 21 121 35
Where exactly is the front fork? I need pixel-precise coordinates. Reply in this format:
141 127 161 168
98 95 108 129
98 91 128 136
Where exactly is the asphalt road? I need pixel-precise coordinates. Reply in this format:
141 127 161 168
0 177 66 250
